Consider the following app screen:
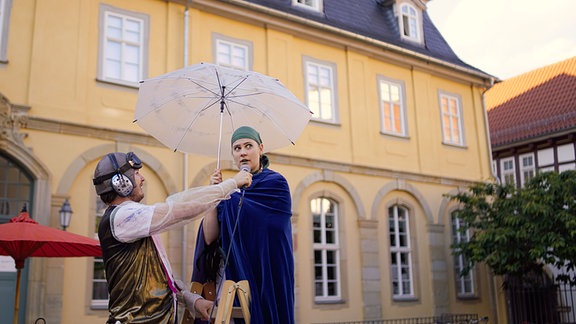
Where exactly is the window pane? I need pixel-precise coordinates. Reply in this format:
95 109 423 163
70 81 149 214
106 16 122 39
314 265 322 279
319 88 333 119
327 265 336 280
92 281 109 300
124 63 139 83
328 282 336 295
315 282 322 296
308 88 320 116
125 19 141 43
325 230 334 244
106 41 121 59
125 44 140 64
326 250 335 264
105 60 121 79
402 16 410 36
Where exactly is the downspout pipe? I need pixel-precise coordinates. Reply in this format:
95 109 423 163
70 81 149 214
482 78 500 184
481 77 501 324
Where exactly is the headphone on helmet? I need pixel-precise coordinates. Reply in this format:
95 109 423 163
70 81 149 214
93 152 142 197
108 154 134 197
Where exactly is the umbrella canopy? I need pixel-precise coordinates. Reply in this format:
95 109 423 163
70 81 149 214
134 62 312 163
0 206 102 324
0 207 102 268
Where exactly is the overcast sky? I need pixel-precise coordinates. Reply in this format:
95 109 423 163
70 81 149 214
427 0 576 80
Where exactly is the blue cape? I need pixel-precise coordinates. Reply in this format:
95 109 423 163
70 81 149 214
192 168 294 324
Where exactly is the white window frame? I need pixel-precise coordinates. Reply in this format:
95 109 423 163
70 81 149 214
501 157 516 186
293 0 323 12
213 34 252 71
519 153 535 187
398 2 422 43
304 58 338 123
439 91 465 146
91 198 108 308
98 4 149 87
389 205 414 299
451 213 475 297
0 0 12 62
312 197 341 302
378 76 407 137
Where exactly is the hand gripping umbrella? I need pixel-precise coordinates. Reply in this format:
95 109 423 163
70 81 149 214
0 206 102 324
133 62 312 166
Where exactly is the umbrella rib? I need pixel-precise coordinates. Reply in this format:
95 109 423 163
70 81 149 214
222 99 296 145
186 78 222 98
173 98 222 151
215 69 251 97
133 85 219 122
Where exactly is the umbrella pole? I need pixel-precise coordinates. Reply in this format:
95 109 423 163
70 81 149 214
217 94 225 169
13 268 21 324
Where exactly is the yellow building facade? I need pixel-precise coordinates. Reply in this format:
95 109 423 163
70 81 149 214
0 0 503 323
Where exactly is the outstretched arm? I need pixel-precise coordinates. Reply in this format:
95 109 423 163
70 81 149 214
151 170 251 235
111 170 251 242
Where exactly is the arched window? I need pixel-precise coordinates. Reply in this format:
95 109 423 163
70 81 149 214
0 153 33 323
311 197 341 302
0 154 32 223
399 3 421 43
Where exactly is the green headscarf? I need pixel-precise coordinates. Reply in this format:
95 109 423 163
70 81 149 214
231 126 269 169
231 126 262 145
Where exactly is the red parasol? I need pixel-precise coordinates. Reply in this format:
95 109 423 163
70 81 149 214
0 206 102 324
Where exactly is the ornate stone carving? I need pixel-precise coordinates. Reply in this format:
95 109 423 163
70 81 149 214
0 93 30 146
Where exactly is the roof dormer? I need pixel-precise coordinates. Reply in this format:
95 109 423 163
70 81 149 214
381 0 428 45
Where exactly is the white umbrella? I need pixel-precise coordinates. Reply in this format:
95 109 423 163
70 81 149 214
134 63 312 166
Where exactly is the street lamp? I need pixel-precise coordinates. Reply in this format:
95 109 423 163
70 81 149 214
59 199 73 231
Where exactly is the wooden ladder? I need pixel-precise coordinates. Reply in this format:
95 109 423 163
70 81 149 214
181 280 251 324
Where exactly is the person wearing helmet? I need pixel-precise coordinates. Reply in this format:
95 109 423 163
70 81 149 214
93 151 251 324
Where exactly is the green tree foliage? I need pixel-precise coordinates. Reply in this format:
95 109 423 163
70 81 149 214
447 170 576 282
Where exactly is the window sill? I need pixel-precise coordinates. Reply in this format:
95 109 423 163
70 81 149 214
95 78 140 90
310 119 341 127
442 142 468 150
392 296 418 302
457 294 479 300
380 131 410 140
315 299 345 305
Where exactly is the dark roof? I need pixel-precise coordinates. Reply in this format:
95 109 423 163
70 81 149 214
486 56 576 147
243 0 487 75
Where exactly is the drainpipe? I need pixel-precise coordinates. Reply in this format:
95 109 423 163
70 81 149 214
481 77 500 323
482 77 500 184
181 2 190 282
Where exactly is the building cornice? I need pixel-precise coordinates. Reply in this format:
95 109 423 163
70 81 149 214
24 116 481 188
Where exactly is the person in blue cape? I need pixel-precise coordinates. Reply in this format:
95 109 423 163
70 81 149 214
192 126 295 324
